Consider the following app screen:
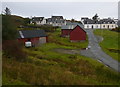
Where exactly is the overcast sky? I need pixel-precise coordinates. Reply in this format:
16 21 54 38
1 1 119 20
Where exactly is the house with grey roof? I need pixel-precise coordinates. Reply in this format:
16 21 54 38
82 18 116 29
46 16 66 26
100 18 116 29
30 17 46 25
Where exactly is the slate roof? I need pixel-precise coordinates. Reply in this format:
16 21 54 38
52 16 63 19
31 17 44 22
46 16 65 23
99 19 115 24
83 18 115 24
83 19 101 24
61 22 84 29
18 30 47 38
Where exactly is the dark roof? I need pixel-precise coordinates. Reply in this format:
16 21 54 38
81 17 89 20
83 18 115 24
18 30 47 38
31 17 44 22
47 17 65 23
52 16 63 19
83 19 101 24
99 19 115 24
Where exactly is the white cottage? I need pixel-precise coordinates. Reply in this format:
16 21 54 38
82 18 116 29
30 17 46 25
46 16 66 26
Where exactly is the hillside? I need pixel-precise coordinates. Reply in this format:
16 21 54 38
2 29 120 85
94 29 119 62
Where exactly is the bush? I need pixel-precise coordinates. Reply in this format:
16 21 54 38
111 27 120 32
3 40 27 61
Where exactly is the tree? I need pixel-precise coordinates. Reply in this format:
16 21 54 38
4 7 11 15
2 8 27 61
92 14 98 20
71 18 75 22
2 15 17 40
24 18 30 26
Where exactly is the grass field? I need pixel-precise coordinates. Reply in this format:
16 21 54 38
2 29 120 85
94 29 119 62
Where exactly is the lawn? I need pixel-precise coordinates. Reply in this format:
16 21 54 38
94 29 119 62
2 29 120 85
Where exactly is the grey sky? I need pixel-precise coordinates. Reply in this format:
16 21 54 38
1 2 118 20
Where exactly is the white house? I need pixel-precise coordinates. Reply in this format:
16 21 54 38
46 16 66 26
82 18 116 29
100 19 116 29
30 17 46 25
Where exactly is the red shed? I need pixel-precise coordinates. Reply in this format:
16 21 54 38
18 29 47 47
70 25 86 42
61 25 76 37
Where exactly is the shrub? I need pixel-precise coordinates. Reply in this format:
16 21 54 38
111 27 120 32
3 40 27 61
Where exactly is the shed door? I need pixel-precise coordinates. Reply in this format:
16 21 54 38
39 37 46 44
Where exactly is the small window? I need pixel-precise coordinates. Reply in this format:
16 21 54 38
87 25 89 28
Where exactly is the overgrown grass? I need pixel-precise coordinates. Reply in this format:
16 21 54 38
3 29 120 85
94 29 119 62
47 29 88 49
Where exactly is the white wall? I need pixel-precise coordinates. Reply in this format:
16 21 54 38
84 24 116 29
84 24 101 29
101 24 116 29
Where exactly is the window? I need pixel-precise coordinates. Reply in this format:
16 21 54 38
92 25 93 29
103 25 105 27
87 25 89 28
96 25 98 28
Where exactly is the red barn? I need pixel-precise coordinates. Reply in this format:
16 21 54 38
18 29 47 47
70 25 86 42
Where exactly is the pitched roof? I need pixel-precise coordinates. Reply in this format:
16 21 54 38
61 22 84 29
99 19 115 24
52 16 63 19
83 19 101 24
18 30 47 38
31 17 44 22
61 25 76 29
47 18 65 23
71 25 86 33
83 18 115 24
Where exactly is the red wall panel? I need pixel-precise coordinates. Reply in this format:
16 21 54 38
70 26 86 41
61 29 72 36
18 37 46 46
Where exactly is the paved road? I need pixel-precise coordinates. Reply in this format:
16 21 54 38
84 29 120 72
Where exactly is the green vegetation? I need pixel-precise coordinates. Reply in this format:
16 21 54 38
94 29 119 62
2 15 18 40
48 29 88 49
3 29 120 85
2 9 120 85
